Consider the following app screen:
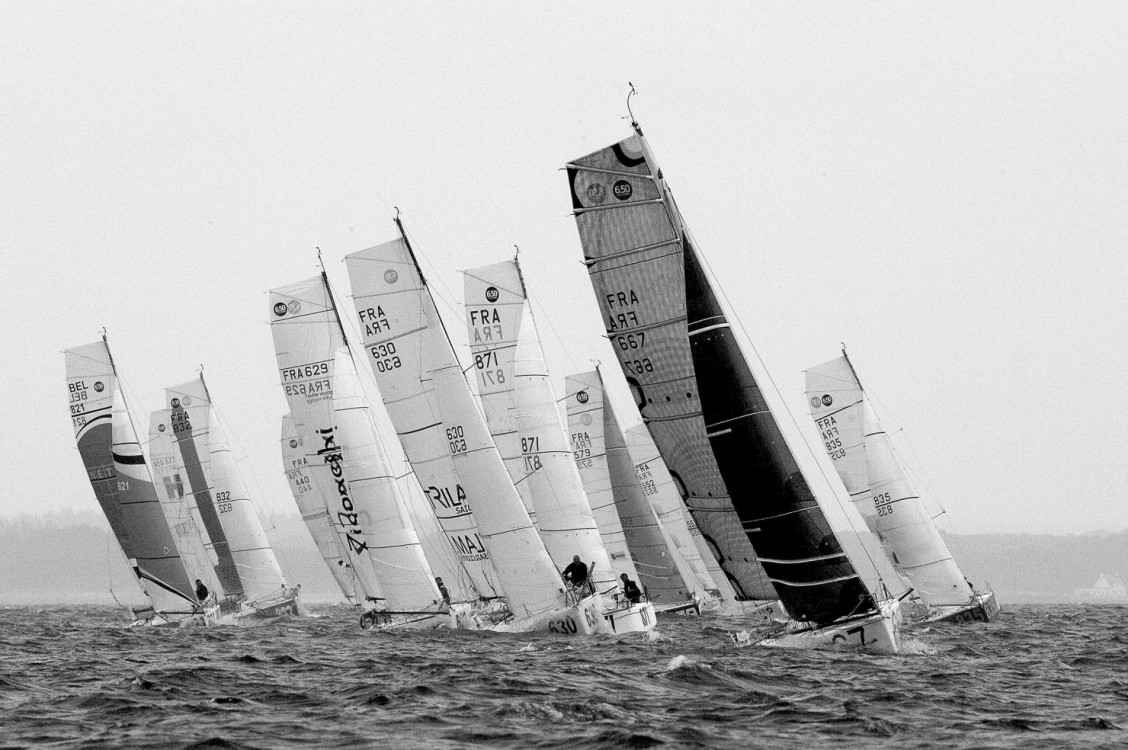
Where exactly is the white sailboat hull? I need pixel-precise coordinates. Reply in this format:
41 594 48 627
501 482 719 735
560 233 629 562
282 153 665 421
129 604 221 628
495 594 611 635
603 601 657 633
734 599 902 655
923 589 1000 625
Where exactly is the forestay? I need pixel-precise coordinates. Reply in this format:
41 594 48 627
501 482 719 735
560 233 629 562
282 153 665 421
806 355 974 608
567 133 876 625
464 260 618 596
65 338 198 610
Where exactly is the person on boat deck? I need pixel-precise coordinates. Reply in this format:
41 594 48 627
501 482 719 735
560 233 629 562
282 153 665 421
620 573 643 604
194 579 209 603
435 577 451 605
562 555 590 591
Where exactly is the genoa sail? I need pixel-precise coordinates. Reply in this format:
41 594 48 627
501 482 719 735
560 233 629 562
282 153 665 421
806 354 976 608
345 231 569 621
567 132 881 625
281 413 363 604
463 260 618 596
65 338 198 611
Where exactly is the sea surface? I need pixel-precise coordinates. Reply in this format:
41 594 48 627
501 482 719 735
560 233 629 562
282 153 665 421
0 603 1124 749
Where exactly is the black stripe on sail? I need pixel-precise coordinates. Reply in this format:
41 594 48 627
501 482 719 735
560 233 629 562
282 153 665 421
112 452 147 465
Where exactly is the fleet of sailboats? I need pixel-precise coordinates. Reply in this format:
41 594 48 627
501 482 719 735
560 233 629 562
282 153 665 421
61 107 998 647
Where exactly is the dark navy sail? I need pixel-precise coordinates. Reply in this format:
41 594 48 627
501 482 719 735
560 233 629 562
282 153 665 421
567 131 877 625
683 238 875 625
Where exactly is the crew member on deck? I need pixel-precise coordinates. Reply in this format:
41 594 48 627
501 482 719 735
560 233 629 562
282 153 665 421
436 577 451 605
562 555 590 592
620 573 643 604
194 579 209 603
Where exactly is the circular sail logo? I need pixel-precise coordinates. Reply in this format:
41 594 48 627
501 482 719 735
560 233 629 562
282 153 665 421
810 396 821 408
182 396 192 406
613 180 633 201
485 286 499 303
580 413 592 426
289 439 298 449
287 300 301 315
93 381 105 392
157 423 166 432
384 269 399 284
586 182 606 204
576 390 589 404
821 394 833 407
170 397 181 408
273 302 289 317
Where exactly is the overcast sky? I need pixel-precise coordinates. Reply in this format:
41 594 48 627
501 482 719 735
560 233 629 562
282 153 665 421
3 3 1125 536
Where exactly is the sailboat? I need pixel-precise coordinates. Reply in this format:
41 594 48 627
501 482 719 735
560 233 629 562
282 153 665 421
565 119 902 652
624 423 742 614
65 334 218 627
805 350 1000 624
281 414 365 605
344 219 616 635
565 369 695 617
157 374 302 620
270 273 460 629
464 259 656 633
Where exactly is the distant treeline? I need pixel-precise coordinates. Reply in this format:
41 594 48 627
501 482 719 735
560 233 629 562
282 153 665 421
1 511 1124 605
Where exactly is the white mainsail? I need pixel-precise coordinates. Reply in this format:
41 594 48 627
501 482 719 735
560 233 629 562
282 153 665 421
165 376 289 604
281 413 363 605
806 354 977 609
464 260 618 596
564 371 642 583
269 275 442 613
624 423 732 603
345 233 570 622
342 245 499 603
149 410 222 598
65 337 200 615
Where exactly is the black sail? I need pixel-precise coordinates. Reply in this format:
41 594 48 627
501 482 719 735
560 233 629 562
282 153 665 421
567 132 877 624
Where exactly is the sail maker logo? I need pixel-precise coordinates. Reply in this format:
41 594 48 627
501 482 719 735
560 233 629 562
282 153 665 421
586 182 606 204
822 394 833 407
93 381 105 392
317 426 369 556
576 390 589 404
273 302 289 317
485 286 499 303
613 180 633 200
383 269 399 284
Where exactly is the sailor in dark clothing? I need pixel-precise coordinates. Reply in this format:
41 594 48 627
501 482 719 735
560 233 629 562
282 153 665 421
436 577 451 605
194 579 209 603
620 573 643 604
562 555 590 590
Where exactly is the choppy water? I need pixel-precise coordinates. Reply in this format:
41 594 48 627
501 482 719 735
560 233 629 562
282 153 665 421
0 604 1124 749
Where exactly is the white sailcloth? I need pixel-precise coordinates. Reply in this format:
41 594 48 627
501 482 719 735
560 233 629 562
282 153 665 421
65 339 198 612
806 355 974 607
269 276 442 612
346 237 568 621
464 261 620 595
564 371 642 583
344 243 499 602
165 376 289 604
281 413 363 604
624 424 731 601
148 410 222 598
